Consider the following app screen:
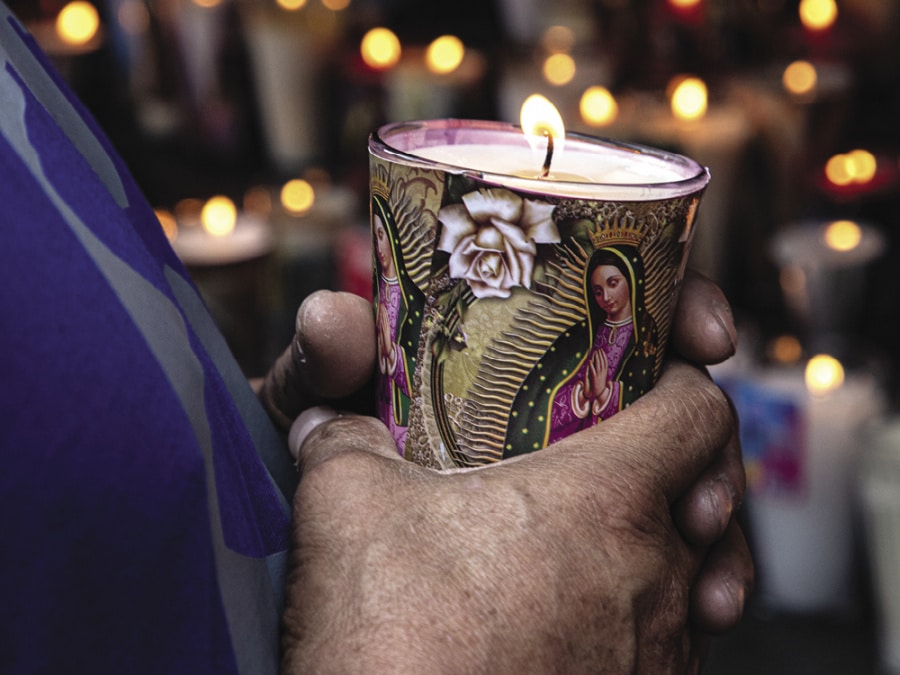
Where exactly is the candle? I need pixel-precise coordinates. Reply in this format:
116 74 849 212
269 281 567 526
860 417 900 672
374 117 707 201
384 41 487 122
369 107 710 467
171 195 274 267
717 355 886 615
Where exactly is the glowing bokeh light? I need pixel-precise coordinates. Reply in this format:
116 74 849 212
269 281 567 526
668 0 702 9
825 153 854 186
669 76 707 121
155 209 178 242
201 196 237 237
848 149 877 183
541 25 576 54
542 52 576 86
769 335 803 364
782 60 817 97
823 220 862 252
361 27 401 70
56 1 100 46
425 35 465 75
580 86 618 126
805 354 844 395
321 0 350 10
276 0 307 9
281 179 316 215
799 0 838 31
825 150 878 186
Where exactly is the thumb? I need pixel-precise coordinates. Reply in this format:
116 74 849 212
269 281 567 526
288 407 402 473
259 290 375 431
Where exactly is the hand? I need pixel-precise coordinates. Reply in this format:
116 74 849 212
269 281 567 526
376 304 394 374
586 348 611 408
281 359 746 674
257 291 376 432
269 271 751 672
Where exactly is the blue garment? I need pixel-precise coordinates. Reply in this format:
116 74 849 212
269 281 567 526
0 5 297 673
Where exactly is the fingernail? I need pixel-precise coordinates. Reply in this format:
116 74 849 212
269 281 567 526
710 477 735 534
712 301 738 357
288 406 339 464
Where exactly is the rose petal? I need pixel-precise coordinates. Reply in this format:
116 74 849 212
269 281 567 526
474 224 505 250
438 204 477 252
462 188 522 224
500 239 522 286
520 199 560 243
447 235 477 278
491 217 536 254
513 244 535 289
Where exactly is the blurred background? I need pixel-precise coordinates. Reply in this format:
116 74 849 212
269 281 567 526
12 0 900 671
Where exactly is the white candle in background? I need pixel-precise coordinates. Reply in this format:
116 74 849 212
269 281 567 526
171 195 273 266
861 418 900 673
727 357 886 615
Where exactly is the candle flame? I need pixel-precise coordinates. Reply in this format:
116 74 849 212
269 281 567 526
805 354 844 395
823 220 862 252
201 196 237 237
542 53 576 86
669 76 707 121
825 150 877 187
799 0 837 31
56 1 100 46
426 35 465 75
580 86 618 127
276 0 307 9
783 60 817 98
520 94 565 173
281 179 316 215
768 334 803 364
361 27 401 70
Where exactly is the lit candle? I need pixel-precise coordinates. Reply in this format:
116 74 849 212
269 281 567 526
382 97 707 201
170 195 273 266
669 75 708 122
716 353 886 614
384 36 487 122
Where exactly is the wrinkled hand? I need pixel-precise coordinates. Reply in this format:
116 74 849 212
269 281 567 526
266 269 752 673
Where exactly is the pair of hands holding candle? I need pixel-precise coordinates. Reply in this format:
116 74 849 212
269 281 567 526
259 269 753 674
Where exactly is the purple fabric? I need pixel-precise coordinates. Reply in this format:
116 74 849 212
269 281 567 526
0 9 291 673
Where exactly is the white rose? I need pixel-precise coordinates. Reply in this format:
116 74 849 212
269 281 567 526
437 188 559 298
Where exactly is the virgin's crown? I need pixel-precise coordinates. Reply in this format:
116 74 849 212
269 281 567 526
587 213 652 250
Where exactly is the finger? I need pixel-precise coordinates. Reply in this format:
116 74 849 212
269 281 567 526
672 395 745 546
259 290 376 431
573 360 733 504
690 521 754 634
672 269 737 366
291 411 402 474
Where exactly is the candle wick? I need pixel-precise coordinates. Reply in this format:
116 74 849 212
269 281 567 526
540 132 553 178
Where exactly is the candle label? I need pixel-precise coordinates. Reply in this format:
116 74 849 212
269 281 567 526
371 156 704 468
720 377 807 499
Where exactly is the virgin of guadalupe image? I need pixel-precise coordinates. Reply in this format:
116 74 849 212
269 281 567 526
502 243 658 456
372 193 425 454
